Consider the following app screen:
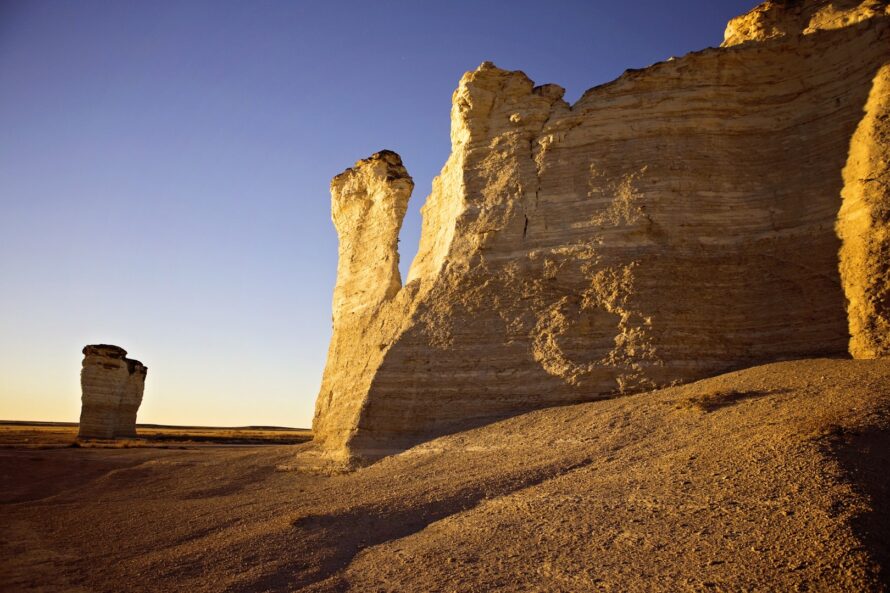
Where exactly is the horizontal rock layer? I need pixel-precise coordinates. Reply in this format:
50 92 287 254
314 0 890 464
78 345 147 439
115 359 147 438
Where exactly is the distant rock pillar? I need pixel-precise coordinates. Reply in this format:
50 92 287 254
115 359 147 437
78 345 148 439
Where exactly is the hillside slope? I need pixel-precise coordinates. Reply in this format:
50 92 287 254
2 358 889 592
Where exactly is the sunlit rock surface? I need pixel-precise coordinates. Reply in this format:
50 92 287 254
839 63 890 359
314 0 890 465
722 0 889 46
313 151 414 463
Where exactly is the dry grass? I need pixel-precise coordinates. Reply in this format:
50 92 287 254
0 422 311 448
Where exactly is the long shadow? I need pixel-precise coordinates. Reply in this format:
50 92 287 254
227 456 596 593
823 407 890 590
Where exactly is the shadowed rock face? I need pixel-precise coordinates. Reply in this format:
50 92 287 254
78 345 148 439
115 359 147 438
314 0 890 465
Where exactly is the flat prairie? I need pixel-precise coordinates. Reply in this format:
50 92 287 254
2 358 889 592
0 422 312 447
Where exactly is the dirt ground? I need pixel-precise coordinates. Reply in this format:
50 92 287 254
1 358 888 592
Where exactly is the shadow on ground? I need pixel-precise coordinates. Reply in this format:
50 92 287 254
229 457 595 592
825 405 890 590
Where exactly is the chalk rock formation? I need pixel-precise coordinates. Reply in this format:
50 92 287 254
723 0 889 46
314 0 890 465
78 345 148 439
330 150 413 319
115 359 147 438
839 64 890 358
313 151 415 460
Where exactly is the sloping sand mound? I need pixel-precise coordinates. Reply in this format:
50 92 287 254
2 358 889 592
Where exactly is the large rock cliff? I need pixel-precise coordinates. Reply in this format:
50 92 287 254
314 0 890 465
78 345 148 439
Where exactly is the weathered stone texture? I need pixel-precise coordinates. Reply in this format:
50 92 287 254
838 63 890 358
722 0 889 46
115 359 147 438
313 151 415 462
314 0 890 464
78 345 147 439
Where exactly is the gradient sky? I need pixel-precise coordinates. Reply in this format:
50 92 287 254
0 0 755 428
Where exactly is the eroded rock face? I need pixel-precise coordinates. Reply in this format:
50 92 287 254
115 359 147 438
722 0 889 46
313 152 415 462
838 63 890 358
78 345 148 439
314 0 890 464
330 150 413 321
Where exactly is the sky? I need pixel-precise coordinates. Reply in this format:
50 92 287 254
0 0 755 428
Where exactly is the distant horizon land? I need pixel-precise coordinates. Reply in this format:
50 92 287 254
0 419 311 431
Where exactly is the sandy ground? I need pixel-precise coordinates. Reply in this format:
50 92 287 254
1 358 888 592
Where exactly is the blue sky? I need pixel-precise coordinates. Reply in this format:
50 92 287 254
0 0 754 427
